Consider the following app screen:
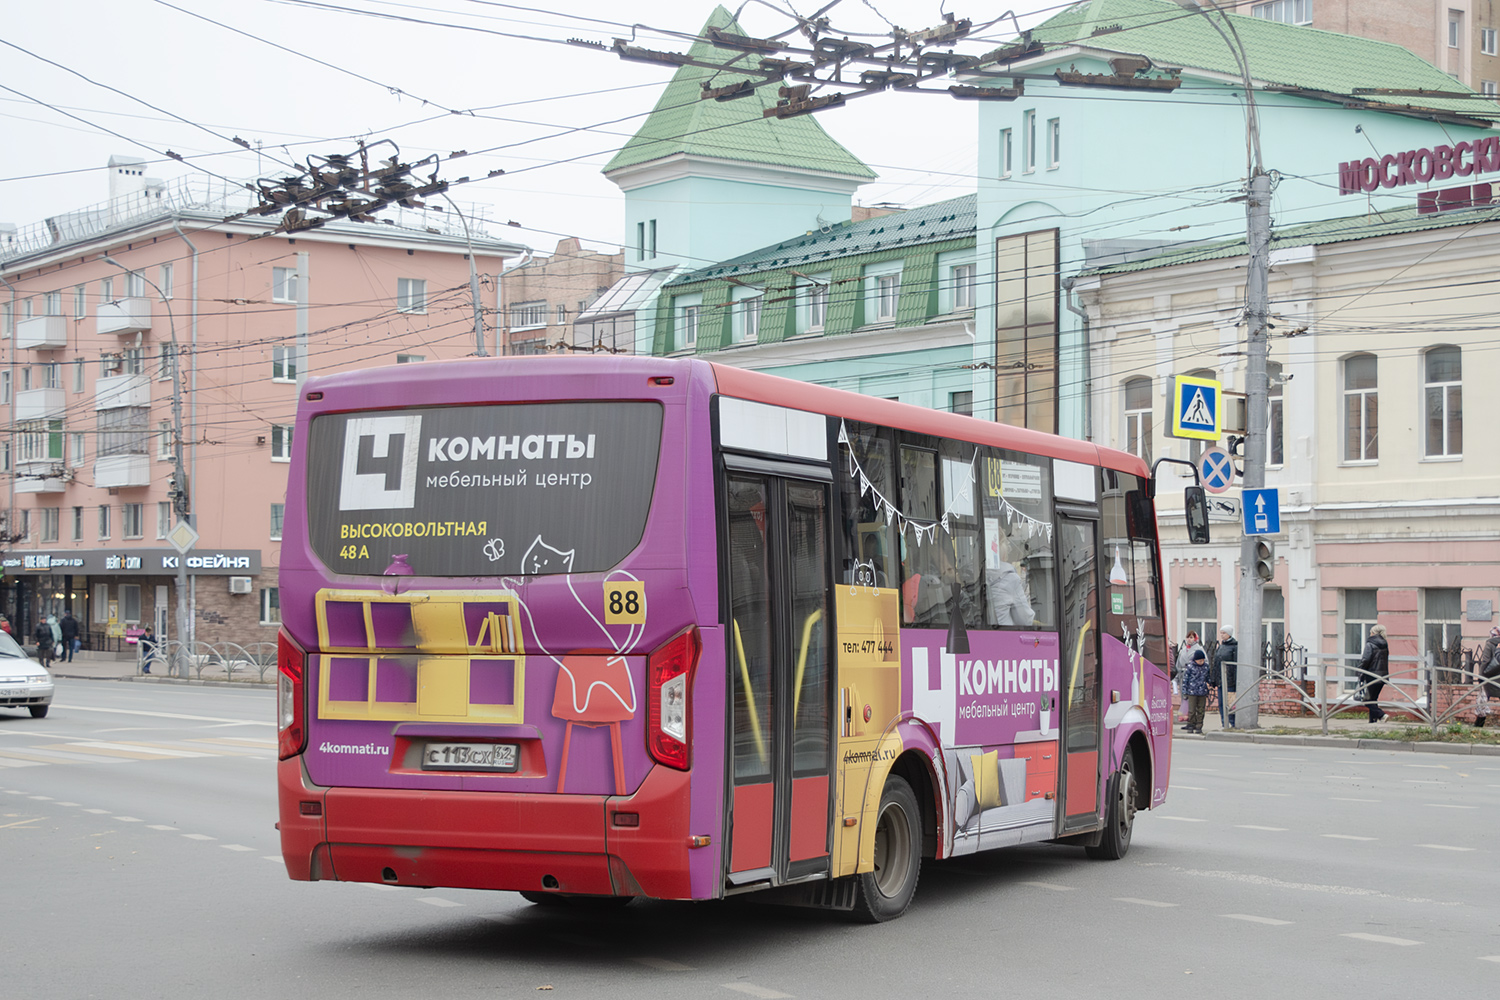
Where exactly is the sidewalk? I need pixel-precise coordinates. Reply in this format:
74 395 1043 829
1178 699 1500 755
46 649 274 687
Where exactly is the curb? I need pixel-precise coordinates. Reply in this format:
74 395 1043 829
53 672 273 690
1183 731 1500 754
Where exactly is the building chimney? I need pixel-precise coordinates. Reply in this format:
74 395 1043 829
108 154 149 223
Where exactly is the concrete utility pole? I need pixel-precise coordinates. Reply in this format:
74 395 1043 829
440 194 487 356
1237 171 1271 728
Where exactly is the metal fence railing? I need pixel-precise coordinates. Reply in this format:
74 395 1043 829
136 639 276 682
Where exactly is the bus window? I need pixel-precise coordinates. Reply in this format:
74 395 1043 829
979 448 1055 629
727 476 773 783
899 445 943 625
838 422 895 590
1102 470 1166 665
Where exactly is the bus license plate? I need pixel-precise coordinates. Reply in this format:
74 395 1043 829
420 742 519 772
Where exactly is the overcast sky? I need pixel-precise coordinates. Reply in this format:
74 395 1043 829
0 1 1068 259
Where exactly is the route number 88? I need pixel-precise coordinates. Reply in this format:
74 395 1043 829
604 581 647 625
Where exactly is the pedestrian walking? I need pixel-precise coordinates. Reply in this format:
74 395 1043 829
1476 626 1500 728
1214 626 1240 729
139 626 157 675
1175 630 1204 723
1181 648 1210 734
1358 623 1390 723
33 618 56 669
59 610 80 663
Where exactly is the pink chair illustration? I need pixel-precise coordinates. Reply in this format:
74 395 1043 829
552 653 635 794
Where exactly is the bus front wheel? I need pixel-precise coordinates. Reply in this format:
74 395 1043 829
1087 746 1137 860
851 775 922 923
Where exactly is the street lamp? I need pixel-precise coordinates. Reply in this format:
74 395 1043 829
102 256 192 678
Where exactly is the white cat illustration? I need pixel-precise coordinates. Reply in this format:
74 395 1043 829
522 535 575 576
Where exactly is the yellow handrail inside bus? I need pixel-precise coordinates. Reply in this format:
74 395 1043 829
1067 618 1093 708
793 608 824 717
732 619 767 765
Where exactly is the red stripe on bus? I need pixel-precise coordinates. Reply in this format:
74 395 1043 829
789 775 831 861
730 782 774 872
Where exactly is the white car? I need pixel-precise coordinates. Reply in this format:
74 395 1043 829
0 629 53 718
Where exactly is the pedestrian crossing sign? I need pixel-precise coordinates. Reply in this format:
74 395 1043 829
1169 374 1222 441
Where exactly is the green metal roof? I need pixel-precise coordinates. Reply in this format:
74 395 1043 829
1030 0 1499 123
668 193 976 286
1087 202 1500 276
602 6 876 179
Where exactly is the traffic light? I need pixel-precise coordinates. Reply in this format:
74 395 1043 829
1253 538 1275 582
168 472 190 518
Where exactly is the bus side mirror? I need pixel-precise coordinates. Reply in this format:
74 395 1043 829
1184 486 1210 544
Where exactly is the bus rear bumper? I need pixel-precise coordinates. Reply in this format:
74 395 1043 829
277 756 697 899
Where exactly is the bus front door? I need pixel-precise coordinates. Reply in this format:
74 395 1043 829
1058 515 1103 833
724 472 834 887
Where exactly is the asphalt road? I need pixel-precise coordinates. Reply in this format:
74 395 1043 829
2 679 1496 999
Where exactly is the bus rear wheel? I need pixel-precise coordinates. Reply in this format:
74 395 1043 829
851 775 922 923
1087 745 1137 860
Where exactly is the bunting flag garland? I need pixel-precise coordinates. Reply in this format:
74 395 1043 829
838 419 1054 546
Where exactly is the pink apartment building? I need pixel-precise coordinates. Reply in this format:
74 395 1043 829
0 157 525 653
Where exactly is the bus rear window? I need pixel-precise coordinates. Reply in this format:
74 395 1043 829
304 401 663 577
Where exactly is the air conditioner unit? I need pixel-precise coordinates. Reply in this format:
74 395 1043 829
228 576 253 595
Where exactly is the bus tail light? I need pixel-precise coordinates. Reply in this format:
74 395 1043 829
277 629 308 760
647 626 700 770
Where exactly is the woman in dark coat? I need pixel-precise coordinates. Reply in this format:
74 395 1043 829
1358 623 1390 723
33 619 56 669
1214 626 1239 729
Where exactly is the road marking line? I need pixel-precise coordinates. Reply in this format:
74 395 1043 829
1416 844 1475 852
221 844 255 852
1406 764 1449 770
0 747 125 765
0 760 45 768
1235 825 1288 832
1402 779 1447 784
1479 956 1500 963
83 808 109 814
1331 797 1380 803
114 816 143 822
633 957 694 971
263 856 283 863
1269 757 1306 761
2 789 22 793
1222 914 1293 926
722 984 792 999
417 897 463 907
46 743 187 760
49 705 276 726
1321 834 1376 841
1245 792 1290 797
181 833 215 841
1342 933 1421 946
1115 898 1178 908
0 817 43 829
1204 754 1243 758
360 882 399 891
1424 804 1474 809
1324 775 1369 780
1157 816 1206 822
148 825 178 831
1177 767 1219 772
28 794 54 800
1020 880 1075 891
1172 785 1207 791
71 742 213 759
55 802 79 806
1251 771 1291 776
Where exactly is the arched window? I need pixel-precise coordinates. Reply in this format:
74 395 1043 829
1343 354 1378 462
1123 377 1152 464
1423 346 1462 458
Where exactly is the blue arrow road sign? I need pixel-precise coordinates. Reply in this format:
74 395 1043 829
1199 447 1234 494
1242 487 1280 535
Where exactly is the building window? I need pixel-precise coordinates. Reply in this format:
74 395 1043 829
2 301 10 337
271 424 294 462
1450 11 1462 49
43 361 61 390
1123 377 1153 465
994 229 1059 433
677 304 699 351
636 221 645 262
72 506 83 542
397 277 427 314
1267 362 1284 466
119 583 141 624
1023 110 1037 172
1342 353 1378 462
101 276 114 303
272 345 296 382
1423 345 1462 458
272 266 298 303
270 503 285 540
70 431 85 468
98 504 112 541
157 421 173 460
158 344 176 382
556 304 567 325
22 297 33 320
0 442 9 472
1 370 8 403
124 272 146 298
98 407 148 458
395 353 424 364
261 587 282 625
18 419 64 463
157 501 172 539
41 507 60 543
649 219 657 259
731 291 762 344
950 391 973 416
999 128 1013 179
21 367 31 391
72 357 85 393
1046 117 1060 168
803 276 830 332
1183 589 1218 647
1485 81 1499 96
509 300 545 329
122 503 144 539
1252 0 1312 25
1343 588 1378 691
952 262 976 310
158 263 173 300
1485 28 1499 55
1262 586 1286 657
44 291 62 316
74 285 87 319
92 583 109 623
1425 588 1464 684
122 347 144 376
875 272 901 321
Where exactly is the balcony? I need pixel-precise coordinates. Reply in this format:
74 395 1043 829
14 387 65 421
95 372 150 410
16 314 67 350
94 453 151 489
97 297 152 336
13 464 68 494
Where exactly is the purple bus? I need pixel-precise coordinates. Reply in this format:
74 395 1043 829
277 356 1176 921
